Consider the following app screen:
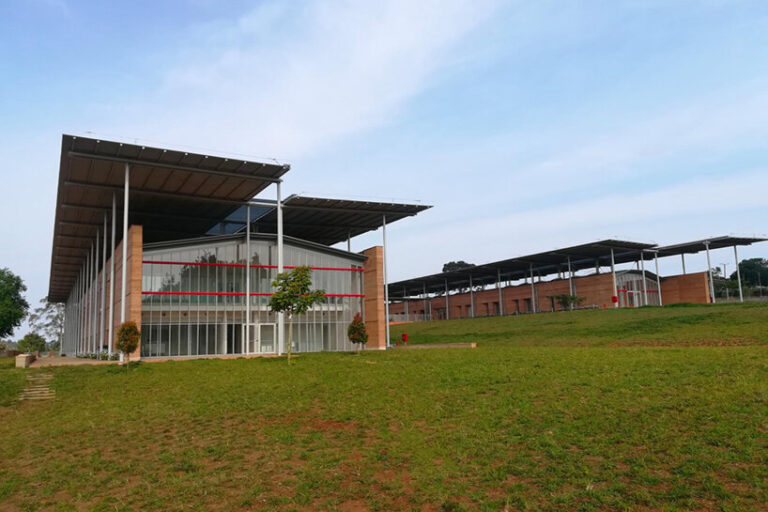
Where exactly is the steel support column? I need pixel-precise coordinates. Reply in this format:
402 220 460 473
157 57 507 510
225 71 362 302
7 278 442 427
469 275 475 318
382 215 390 348
277 181 285 354
403 286 409 320
734 245 744 302
245 205 251 354
641 251 648 306
681 254 686 274
120 163 129 326
423 282 428 321
567 256 574 298
610 249 618 308
497 269 503 316
108 193 116 356
445 279 450 320
654 251 663 306
100 214 107 352
705 241 715 303
529 264 536 313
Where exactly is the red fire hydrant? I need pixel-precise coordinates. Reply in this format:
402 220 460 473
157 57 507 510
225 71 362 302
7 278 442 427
401 333 408 344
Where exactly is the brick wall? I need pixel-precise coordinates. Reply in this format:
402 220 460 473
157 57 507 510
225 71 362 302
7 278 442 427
362 246 386 349
390 271 708 318
661 271 710 304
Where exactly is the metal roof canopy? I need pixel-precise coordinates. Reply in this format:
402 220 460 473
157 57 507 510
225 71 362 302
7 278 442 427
48 134 290 302
388 239 656 298
656 236 767 257
240 195 432 246
389 236 768 299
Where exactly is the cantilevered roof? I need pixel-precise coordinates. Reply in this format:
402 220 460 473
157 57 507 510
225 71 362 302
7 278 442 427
48 134 290 302
244 195 432 246
389 239 657 298
656 236 767 257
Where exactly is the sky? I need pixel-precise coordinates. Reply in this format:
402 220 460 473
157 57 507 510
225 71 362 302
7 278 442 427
1 0 767 337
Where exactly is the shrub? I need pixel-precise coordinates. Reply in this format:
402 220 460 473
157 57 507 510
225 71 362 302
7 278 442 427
347 313 368 354
117 321 140 368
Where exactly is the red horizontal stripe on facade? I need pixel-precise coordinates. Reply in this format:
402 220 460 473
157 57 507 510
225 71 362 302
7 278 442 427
142 261 363 272
141 291 365 298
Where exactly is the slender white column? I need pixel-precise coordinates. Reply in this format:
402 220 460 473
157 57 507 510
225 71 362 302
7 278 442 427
382 215 390 347
734 245 744 302
276 181 284 354
610 249 618 308
121 163 129 324
94 230 99 353
108 193 116 356
567 256 574 297
705 242 715 303
89 243 94 353
497 269 503 316
469 275 475 318
101 214 107 352
444 278 450 320
423 282 428 321
681 254 687 274
529 264 536 313
654 251 663 306
641 252 648 306
245 205 251 354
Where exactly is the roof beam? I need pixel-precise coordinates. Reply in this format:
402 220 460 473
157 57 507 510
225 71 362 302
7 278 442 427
67 151 285 183
64 180 252 206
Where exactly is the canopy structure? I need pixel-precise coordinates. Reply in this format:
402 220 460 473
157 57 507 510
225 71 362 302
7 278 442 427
388 240 655 298
237 195 431 246
656 236 767 256
48 134 289 301
49 135 431 302
387 236 767 299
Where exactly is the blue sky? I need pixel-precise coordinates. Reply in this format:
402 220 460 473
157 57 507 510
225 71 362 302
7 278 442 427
1 0 767 335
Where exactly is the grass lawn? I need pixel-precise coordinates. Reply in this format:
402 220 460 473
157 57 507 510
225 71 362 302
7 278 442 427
0 303 766 511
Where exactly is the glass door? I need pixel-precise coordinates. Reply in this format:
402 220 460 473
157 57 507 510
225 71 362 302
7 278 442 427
259 324 276 354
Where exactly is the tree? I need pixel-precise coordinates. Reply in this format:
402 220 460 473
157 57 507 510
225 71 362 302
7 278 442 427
549 294 585 311
17 333 46 353
269 266 325 364
28 297 65 351
0 268 29 339
347 313 368 354
117 321 140 368
730 258 768 287
442 261 475 273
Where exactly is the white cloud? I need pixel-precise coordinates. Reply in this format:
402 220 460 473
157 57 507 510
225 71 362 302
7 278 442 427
112 0 501 161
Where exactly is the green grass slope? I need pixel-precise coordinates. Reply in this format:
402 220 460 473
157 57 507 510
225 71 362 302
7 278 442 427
390 302 768 347
0 304 766 511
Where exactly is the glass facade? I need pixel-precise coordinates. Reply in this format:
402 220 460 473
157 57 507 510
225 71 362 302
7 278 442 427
140 236 364 358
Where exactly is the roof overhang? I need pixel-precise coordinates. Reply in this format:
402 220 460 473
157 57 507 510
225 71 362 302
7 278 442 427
656 236 767 257
242 195 432 246
48 134 290 302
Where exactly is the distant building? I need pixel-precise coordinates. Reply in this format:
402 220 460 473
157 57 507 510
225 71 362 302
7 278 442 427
387 238 765 321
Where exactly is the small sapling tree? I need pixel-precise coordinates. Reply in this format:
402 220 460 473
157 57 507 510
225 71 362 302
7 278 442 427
347 313 368 354
116 321 140 369
550 294 585 311
269 266 325 364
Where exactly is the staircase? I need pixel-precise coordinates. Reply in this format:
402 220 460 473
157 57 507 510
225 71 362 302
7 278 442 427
19 373 55 401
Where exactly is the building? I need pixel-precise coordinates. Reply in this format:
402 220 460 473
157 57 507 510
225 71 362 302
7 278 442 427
387 238 766 321
49 135 429 359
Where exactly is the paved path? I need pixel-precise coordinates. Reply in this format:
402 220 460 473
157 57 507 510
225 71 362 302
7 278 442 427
18 372 55 401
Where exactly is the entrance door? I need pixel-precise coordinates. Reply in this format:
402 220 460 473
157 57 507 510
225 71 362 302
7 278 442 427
243 324 258 355
259 324 276 354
